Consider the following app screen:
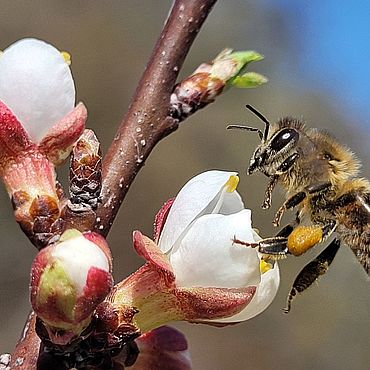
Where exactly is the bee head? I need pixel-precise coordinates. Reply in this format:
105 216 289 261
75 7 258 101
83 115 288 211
228 106 301 177
248 124 300 176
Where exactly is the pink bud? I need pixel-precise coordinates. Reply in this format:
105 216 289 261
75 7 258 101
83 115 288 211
30 229 113 345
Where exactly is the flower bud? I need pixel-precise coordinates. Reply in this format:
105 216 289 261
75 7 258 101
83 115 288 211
30 229 113 345
170 49 267 120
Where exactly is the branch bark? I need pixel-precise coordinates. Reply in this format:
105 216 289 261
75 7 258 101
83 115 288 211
95 0 217 236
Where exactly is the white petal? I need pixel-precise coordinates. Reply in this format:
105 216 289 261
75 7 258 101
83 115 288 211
0 38 75 143
52 236 110 295
159 170 240 253
216 263 280 323
169 210 261 288
219 190 244 215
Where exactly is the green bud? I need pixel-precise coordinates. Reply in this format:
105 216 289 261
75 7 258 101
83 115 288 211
229 72 268 88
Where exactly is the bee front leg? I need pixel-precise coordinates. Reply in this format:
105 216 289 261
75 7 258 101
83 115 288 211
283 238 341 313
262 175 279 209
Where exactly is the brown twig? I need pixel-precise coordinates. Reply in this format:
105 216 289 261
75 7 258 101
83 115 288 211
95 0 217 236
9 1 217 368
9 312 40 370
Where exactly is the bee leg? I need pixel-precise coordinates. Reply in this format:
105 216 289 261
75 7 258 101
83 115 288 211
284 220 337 256
233 224 303 257
295 211 301 224
273 192 306 227
305 181 332 194
261 153 300 210
262 175 279 209
234 219 337 258
273 182 332 227
275 224 295 237
275 214 301 238
283 238 341 313
232 236 289 258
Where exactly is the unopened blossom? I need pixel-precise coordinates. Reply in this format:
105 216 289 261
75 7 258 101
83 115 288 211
0 39 87 247
157 170 280 322
30 229 113 345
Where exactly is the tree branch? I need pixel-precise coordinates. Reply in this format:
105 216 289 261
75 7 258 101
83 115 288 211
95 0 217 236
9 312 40 370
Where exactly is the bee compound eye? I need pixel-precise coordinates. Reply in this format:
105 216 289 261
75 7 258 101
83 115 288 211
270 128 299 152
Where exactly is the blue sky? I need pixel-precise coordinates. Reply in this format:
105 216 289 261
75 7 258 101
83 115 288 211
265 0 370 121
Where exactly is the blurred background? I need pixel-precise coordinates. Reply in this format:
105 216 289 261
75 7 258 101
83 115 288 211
0 1 370 369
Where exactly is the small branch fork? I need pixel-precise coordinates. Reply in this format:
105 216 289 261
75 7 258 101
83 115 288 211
9 0 217 368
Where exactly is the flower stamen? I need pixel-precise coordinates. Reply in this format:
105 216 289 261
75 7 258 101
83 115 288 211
259 259 273 274
224 174 239 193
61 51 71 65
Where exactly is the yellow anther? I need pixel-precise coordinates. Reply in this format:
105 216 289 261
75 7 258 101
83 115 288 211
0 50 3 56
260 259 272 274
224 175 239 193
61 51 71 65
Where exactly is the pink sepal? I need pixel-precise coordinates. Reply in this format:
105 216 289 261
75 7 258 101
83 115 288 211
177 285 256 322
133 230 175 286
153 198 175 242
0 100 33 161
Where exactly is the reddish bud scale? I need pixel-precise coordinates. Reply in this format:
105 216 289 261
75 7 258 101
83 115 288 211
38 102 87 166
4 153 63 248
75 267 114 321
68 129 102 211
170 73 224 120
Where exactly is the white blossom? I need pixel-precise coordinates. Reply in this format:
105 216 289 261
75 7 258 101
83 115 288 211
158 170 280 321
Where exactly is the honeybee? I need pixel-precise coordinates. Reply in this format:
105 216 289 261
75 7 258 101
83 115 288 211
228 105 370 312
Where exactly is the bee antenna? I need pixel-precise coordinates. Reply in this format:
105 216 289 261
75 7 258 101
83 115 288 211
226 124 263 141
245 104 270 142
